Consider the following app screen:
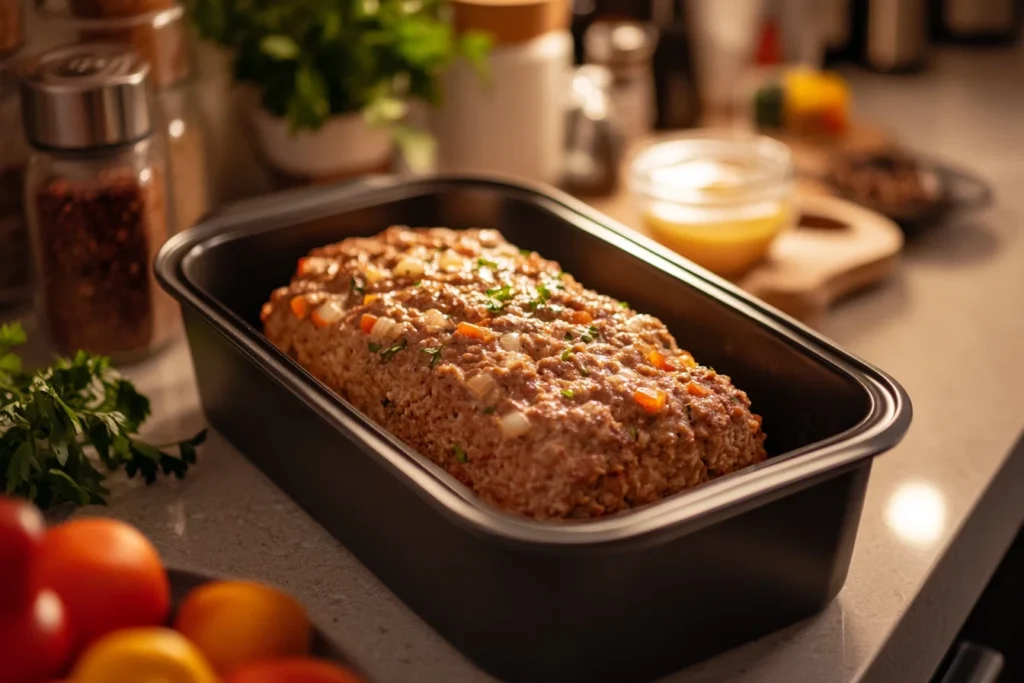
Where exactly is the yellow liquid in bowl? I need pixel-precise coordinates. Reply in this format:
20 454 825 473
637 159 793 277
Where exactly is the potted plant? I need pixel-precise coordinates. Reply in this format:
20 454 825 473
190 0 490 180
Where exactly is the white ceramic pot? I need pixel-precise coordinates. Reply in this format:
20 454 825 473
249 107 393 179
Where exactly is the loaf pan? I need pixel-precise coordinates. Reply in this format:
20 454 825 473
156 176 911 683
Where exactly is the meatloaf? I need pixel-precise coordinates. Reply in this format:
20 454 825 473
262 226 766 519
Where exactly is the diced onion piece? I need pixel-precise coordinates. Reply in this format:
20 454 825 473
647 349 676 371
617 368 638 380
423 308 449 331
686 381 710 397
456 322 493 342
311 300 345 328
679 352 697 369
466 373 497 399
498 333 521 353
394 258 426 278
439 251 465 271
359 313 378 334
363 294 379 305
498 411 531 439
626 316 647 332
633 387 667 414
364 264 385 283
297 256 332 277
606 374 627 390
290 296 310 319
571 310 593 324
370 315 401 341
260 302 273 323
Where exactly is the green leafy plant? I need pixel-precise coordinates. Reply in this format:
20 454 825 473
0 322 206 509
190 0 492 133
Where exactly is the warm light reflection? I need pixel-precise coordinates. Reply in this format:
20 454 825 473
168 118 185 139
885 481 948 547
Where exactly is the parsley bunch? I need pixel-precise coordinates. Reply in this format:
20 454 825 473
0 323 206 509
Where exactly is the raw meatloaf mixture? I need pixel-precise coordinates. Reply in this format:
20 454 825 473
262 226 766 519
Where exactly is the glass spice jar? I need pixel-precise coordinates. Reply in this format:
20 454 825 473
156 81 211 233
20 43 176 361
0 55 31 308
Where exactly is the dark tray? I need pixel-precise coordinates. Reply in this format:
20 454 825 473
156 176 912 683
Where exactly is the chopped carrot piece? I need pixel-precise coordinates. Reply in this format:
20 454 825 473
456 321 493 342
647 349 676 371
297 257 314 276
259 302 273 324
571 310 593 324
633 387 667 414
363 294 379 305
290 296 309 319
686 381 710 397
360 313 378 334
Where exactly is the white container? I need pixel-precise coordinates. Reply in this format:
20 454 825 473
429 29 572 186
249 107 393 180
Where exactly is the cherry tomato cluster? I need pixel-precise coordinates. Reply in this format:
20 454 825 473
0 496 363 683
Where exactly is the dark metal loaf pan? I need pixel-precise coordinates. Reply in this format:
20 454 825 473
156 176 911 683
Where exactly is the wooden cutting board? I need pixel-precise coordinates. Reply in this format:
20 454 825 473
586 189 903 324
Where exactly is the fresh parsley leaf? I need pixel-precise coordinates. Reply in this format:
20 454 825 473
0 323 205 509
476 257 499 269
619 301 629 308
421 346 443 369
528 283 552 311
561 389 575 398
379 338 408 364
452 443 468 463
486 284 514 301
351 277 366 295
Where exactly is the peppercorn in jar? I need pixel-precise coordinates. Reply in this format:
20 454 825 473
20 43 175 360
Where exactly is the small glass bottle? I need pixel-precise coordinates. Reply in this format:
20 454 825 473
0 54 31 308
21 43 176 361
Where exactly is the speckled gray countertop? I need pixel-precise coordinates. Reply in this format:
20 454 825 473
22 46 1024 683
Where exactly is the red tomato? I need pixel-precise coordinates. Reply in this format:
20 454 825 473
225 658 364 683
35 518 169 652
0 497 45 615
0 589 73 683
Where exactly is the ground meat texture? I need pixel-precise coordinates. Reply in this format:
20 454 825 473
262 226 767 520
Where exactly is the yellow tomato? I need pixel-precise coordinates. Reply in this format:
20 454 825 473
174 580 311 676
71 627 218 683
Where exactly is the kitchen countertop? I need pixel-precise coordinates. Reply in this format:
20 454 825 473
31 46 1024 683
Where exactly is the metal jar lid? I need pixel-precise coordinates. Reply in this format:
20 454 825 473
19 43 152 150
584 21 658 67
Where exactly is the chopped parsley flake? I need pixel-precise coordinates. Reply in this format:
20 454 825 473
561 389 575 398
560 347 573 361
563 331 574 341
629 427 639 441
368 342 381 352
485 285 515 312
580 325 599 343
421 346 443 369
379 338 407 364
351 277 366 295
579 367 590 376
528 283 552 310
413 280 423 287
483 406 496 415
519 248 533 256
618 301 629 308
477 257 499 269
453 443 468 463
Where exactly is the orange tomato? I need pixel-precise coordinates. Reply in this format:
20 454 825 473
0 589 73 683
36 518 169 652
0 497 45 616
71 627 218 683
226 658 363 683
175 580 311 676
